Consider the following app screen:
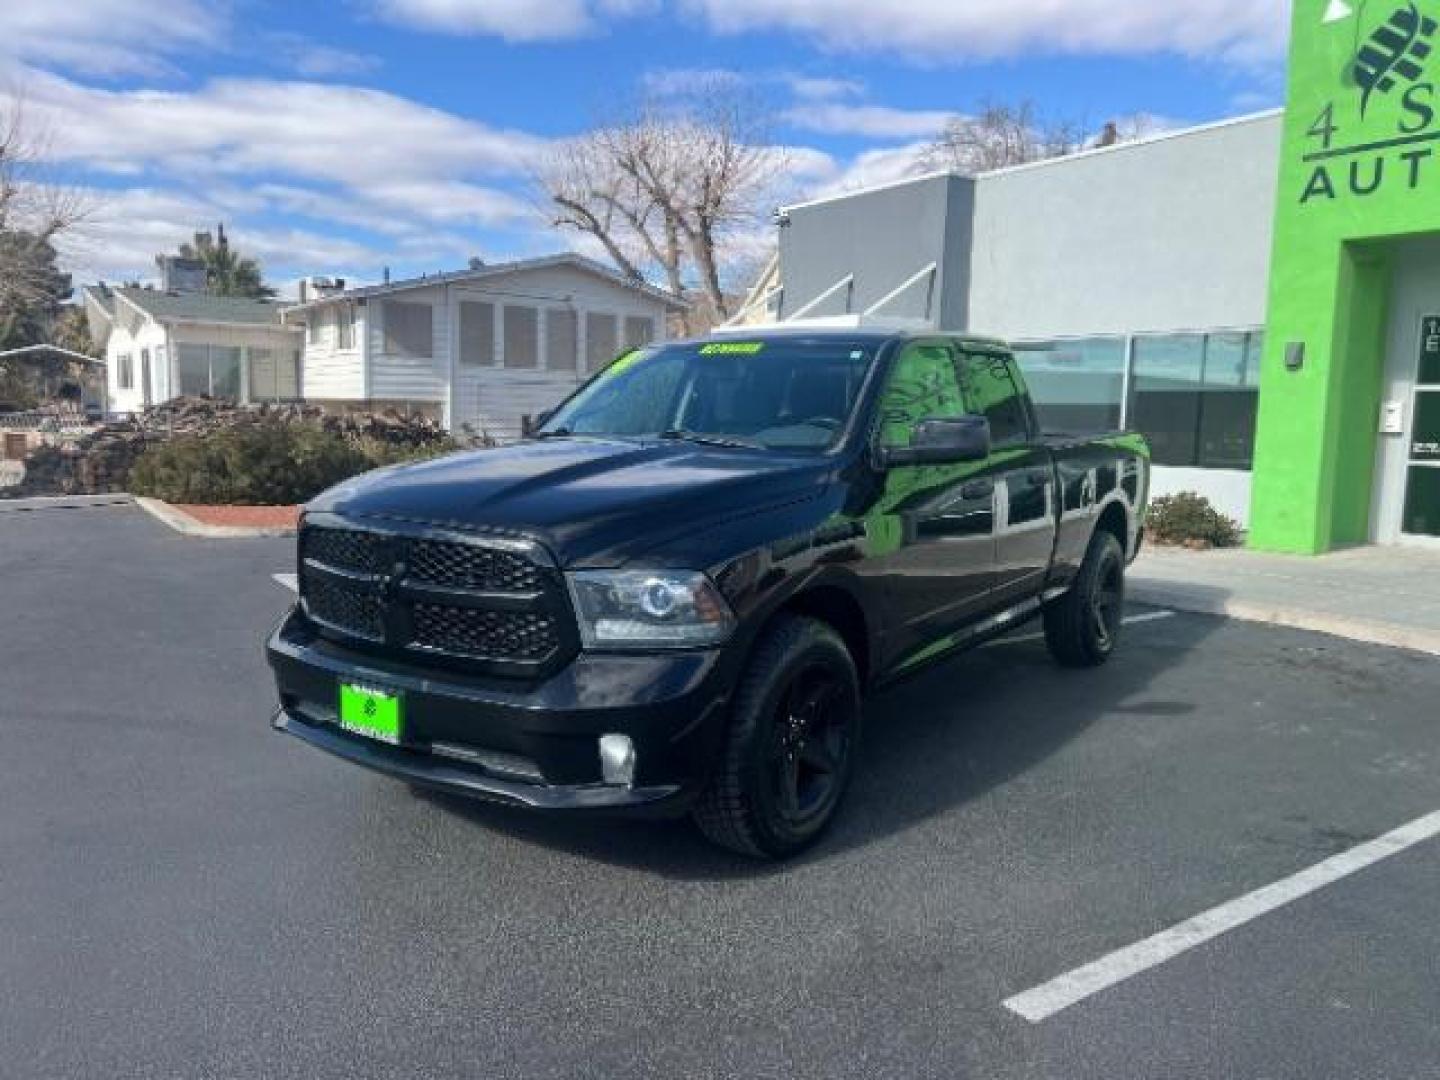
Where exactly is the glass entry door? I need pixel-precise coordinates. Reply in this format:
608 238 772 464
1402 316 1440 541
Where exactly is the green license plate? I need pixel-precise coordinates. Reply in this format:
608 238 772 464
337 683 403 745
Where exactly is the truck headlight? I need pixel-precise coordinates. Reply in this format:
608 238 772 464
566 570 735 649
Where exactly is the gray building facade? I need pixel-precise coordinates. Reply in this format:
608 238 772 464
770 111 1285 524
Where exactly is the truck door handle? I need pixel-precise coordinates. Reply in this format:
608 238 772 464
961 480 994 500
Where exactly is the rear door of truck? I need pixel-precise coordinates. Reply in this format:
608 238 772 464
956 349 1059 608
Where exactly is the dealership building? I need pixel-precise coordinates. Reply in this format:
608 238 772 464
757 0 1440 553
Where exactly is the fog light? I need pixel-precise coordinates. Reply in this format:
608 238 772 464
599 734 636 788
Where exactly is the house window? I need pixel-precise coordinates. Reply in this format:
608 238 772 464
336 305 355 350
177 344 242 399
1014 337 1126 433
546 308 578 371
503 305 539 369
585 313 618 372
249 347 301 401
116 353 134 390
622 315 655 350
459 301 495 366
384 301 433 358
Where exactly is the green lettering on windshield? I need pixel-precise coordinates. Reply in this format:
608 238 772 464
699 342 765 356
600 348 646 378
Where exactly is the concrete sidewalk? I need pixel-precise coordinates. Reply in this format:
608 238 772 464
1131 544 1440 656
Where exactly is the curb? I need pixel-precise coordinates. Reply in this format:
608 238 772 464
0 493 134 514
134 497 298 539
1130 581 1440 658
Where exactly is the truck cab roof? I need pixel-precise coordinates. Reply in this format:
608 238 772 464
693 320 1012 353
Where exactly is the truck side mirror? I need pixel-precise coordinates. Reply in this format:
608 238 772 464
878 415 992 468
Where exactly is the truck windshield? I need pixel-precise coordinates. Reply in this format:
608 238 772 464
538 341 875 453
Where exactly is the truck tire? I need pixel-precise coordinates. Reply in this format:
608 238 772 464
1044 529 1126 669
693 616 861 860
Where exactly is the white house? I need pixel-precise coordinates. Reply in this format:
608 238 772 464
283 254 687 440
83 284 302 415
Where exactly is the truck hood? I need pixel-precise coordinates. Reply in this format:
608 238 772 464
308 437 835 567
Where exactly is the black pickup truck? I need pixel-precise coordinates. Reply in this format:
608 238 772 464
268 329 1150 858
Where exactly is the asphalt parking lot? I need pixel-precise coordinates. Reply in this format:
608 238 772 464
4 502 1440 1079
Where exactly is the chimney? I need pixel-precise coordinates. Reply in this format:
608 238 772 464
156 254 208 294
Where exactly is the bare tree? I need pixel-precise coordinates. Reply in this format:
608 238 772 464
539 87 778 328
0 97 93 349
921 100 1089 174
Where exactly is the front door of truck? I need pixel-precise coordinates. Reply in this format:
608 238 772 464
867 342 999 671
958 352 1057 605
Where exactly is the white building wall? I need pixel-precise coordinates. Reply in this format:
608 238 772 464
104 319 167 415
965 113 1283 529
299 301 366 401
967 111 1282 339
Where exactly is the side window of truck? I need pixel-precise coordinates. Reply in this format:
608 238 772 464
876 344 966 449
958 352 1032 447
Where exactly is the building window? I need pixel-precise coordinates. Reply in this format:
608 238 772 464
249 347 300 401
585 313 619 372
623 315 655 350
116 353 134 390
177 344 243 399
503 305 539 369
1014 337 1126 433
546 308 578 370
384 301 433 358
459 301 495 366
1130 332 1262 470
336 305 355 351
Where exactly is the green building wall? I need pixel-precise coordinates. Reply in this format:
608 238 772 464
1251 0 1440 552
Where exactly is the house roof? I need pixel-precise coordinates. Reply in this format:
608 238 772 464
111 286 290 327
282 253 689 315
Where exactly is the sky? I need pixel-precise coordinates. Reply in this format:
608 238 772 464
0 0 1293 298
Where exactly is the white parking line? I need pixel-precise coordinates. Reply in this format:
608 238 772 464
1004 807 1440 1023
1122 610 1178 627
273 573 298 593
988 609 1175 648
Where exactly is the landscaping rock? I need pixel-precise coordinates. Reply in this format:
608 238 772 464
4 397 456 498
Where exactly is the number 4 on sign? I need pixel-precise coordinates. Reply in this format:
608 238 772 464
1324 0 1354 23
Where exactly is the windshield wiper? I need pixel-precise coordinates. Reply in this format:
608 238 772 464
531 427 574 439
657 429 765 451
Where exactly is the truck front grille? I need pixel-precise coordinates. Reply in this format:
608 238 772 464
411 604 560 662
297 519 574 676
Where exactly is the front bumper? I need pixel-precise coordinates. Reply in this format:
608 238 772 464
267 608 734 816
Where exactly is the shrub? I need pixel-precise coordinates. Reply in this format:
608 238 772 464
1146 492 1242 550
129 422 452 505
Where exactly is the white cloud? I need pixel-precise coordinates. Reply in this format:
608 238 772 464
268 38 383 79
6 68 553 284
811 142 934 198
784 103 953 141
641 67 747 97
16 69 546 186
372 0 657 42
784 75 865 101
683 0 1291 64
56 187 388 285
0 1 225 78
